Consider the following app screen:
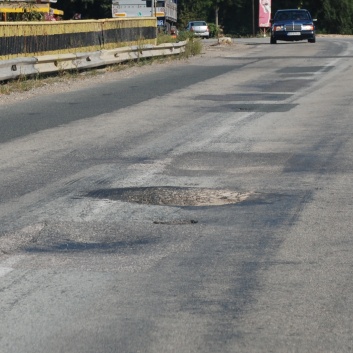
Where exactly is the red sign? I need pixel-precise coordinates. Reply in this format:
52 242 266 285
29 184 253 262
259 0 271 28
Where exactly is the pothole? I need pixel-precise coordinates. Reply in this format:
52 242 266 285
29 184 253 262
86 187 253 207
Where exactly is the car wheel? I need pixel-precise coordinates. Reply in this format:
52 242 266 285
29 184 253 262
308 36 316 43
270 37 277 44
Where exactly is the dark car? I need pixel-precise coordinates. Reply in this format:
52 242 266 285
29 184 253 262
270 9 316 44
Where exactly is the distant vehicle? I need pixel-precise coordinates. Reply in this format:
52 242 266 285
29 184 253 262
112 0 177 33
270 9 316 44
186 21 209 39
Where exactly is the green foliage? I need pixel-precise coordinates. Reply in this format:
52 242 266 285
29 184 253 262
6 11 43 22
181 38 203 58
178 0 353 35
318 0 353 34
208 23 220 38
58 0 353 35
157 30 203 58
177 0 248 34
57 0 111 19
3 2 43 21
177 0 213 27
177 30 196 42
156 33 178 45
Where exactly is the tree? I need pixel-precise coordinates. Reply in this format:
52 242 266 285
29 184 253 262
212 0 241 27
57 0 353 35
319 0 353 34
57 0 111 20
177 0 246 34
0 0 44 21
177 0 213 27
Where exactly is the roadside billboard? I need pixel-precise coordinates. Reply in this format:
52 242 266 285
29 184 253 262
259 0 271 28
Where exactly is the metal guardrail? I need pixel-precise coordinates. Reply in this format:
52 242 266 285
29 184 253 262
0 40 187 81
0 57 38 81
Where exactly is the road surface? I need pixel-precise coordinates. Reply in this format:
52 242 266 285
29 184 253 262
1 36 353 352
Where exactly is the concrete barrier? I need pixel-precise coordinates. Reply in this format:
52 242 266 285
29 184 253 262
100 41 187 65
0 57 37 81
0 41 187 81
34 51 104 74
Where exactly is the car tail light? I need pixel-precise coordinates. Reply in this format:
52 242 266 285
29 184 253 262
191 27 194 32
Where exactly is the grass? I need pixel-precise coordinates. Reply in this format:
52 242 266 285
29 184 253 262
182 38 203 57
156 33 178 45
0 73 48 95
0 70 98 96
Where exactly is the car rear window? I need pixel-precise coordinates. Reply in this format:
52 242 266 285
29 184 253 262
192 21 207 26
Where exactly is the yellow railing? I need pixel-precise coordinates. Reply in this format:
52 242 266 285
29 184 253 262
0 17 157 60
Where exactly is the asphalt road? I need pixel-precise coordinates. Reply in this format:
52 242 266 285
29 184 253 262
1 36 353 352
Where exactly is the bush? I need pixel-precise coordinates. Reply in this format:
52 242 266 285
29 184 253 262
181 38 203 58
208 23 221 38
177 30 195 41
157 33 178 45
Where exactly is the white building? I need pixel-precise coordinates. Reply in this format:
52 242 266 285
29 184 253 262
112 0 177 29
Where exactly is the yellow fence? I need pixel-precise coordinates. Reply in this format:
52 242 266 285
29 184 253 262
0 18 157 60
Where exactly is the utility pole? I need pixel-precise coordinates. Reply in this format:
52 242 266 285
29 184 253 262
252 0 255 36
151 0 156 17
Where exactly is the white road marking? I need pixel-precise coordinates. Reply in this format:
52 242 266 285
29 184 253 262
0 255 24 278
0 267 14 277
